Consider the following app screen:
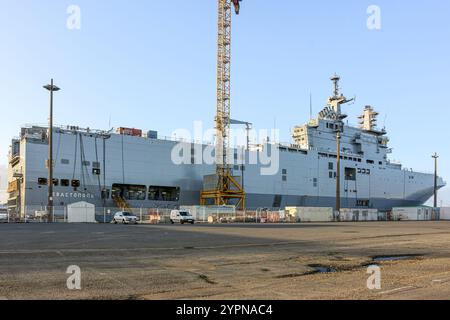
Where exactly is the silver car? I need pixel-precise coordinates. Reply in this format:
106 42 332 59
113 211 139 224
0 213 8 223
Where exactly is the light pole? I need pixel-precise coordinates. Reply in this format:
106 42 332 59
335 129 341 217
43 79 60 223
432 153 439 208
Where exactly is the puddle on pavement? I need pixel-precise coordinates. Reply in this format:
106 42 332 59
308 264 337 273
372 254 422 262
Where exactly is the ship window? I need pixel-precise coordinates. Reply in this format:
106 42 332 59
61 159 70 165
191 147 195 165
345 168 356 181
148 186 180 202
71 180 80 188
61 179 70 187
282 175 287 182
112 184 147 201
52 179 59 186
282 169 287 175
92 168 101 175
329 172 333 179
92 162 101 169
357 159 362 162
379 161 383 165
38 178 48 186
101 189 110 200
328 162 334 170
82 161 90 166
367 160 374 164
357 200 370 207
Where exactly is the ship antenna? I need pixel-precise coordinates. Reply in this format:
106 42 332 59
309 92 313 119
331 73 340 98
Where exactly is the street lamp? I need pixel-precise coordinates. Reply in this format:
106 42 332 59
432 153 439 208
335 125 342 218
43 79 60 223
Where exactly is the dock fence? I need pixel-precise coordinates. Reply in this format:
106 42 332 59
4 206 287 224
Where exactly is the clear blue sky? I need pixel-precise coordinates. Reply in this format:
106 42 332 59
0 0 449 204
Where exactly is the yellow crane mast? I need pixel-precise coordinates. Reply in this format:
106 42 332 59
200 0 245 209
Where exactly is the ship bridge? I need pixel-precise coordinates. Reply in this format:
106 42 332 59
292 75 391 165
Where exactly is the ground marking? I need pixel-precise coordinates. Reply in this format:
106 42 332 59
379 286 416 295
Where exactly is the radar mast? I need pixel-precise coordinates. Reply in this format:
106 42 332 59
325 74 354 120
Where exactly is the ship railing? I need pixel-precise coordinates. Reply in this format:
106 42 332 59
311 147 364 159
19 124 255 147
400 167 435 175
156 135 215 146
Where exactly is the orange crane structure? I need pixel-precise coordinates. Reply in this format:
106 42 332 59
200 0 245 209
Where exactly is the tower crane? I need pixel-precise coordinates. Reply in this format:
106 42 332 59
200 0 245 209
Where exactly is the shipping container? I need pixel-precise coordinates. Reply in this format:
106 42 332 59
146 130 158 139
285 207 334 223
377 211 388 221
339 209 378 222
440 208 450 221
392 206 436 221
116 127 143 137
180 205 236 223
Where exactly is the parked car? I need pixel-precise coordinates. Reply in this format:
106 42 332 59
0 213 8 223
113 211 139 224
170 210 195 224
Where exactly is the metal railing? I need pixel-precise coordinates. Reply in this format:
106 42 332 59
4 206 287 224
1 206 443 224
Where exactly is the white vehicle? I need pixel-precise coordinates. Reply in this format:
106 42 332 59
170 210 195 225
0 213 8 223
113 211 139 224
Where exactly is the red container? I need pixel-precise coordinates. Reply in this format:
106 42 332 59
117 127 142 137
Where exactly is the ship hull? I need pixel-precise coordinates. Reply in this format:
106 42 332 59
7 126 445 215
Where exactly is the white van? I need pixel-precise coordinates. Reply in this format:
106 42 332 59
170 210 195 225
0 213 8 223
